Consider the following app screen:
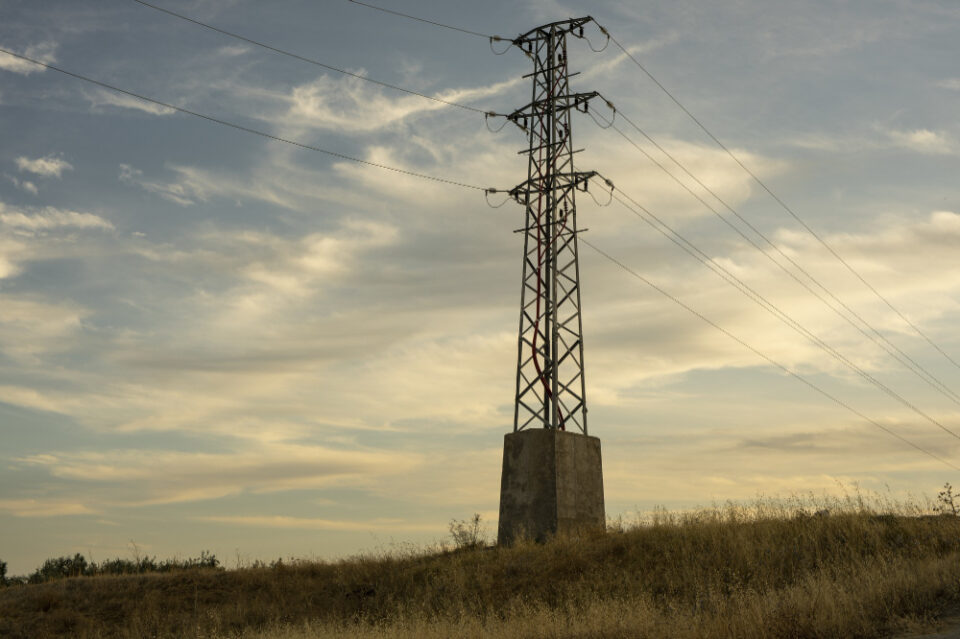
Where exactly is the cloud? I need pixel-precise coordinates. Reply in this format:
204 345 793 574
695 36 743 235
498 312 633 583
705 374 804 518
86 89 175 116
6 175 38 195
16 154 73 178
0 204 113 231
196 515 437 532
582 208 960 406
0 201 113 287
16 444 423 506
937 78 960 91
0 256 18 280
217 45 249 57
886 128 955 155
0 42 56 75
119 163 296 208
0 499 96 517
585 134 784 222
119 163 195 206
788 128 957 156
0 385 73 413
238 221 399 297
579 32 682 84
0 295 88 362
278 72 522 133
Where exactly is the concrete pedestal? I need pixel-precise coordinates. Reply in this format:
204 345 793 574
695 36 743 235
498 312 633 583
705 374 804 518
497 428 605 545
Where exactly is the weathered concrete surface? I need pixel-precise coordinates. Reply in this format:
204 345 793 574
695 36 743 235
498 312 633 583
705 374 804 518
497 428 605 545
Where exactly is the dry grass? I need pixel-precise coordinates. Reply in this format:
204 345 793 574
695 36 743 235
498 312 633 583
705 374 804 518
242 554 960 638
3 494 960 639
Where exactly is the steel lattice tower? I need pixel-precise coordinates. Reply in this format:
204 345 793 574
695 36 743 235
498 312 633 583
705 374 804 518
497 17 606 545
507 18 600 435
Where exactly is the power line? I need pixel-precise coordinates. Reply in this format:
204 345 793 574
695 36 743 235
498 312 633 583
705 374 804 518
130 0 493 115
0 47 491 191
333 2 958 371
598 109 960 408
605 184 960 443
603 28 960 371
127 0 960 414
289 3 960 464
580 236 960 473
346 0 497 40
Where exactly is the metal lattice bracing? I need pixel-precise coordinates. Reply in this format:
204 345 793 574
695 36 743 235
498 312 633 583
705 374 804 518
508 18 601 435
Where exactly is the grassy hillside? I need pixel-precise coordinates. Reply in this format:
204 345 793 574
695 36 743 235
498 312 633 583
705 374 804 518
3 497 960 638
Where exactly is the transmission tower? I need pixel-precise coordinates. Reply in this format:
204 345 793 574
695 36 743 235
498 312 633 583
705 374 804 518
507 17 603 435
497 17 606 545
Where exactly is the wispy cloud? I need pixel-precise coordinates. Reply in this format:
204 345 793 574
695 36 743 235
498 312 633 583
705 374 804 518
579 32 681 83
119 163 298 209
0 499 97 518
217 45 249 57
787 127 957 156
0 42 56 76
886 128 955 155
0 255 18 280
0 204 113 231
86 89 175 116
585 209 960 402
119 163 195 206
16 444 423 506
277 72 522 133
196 515 438 532
16 154 73 178
6 175 38 195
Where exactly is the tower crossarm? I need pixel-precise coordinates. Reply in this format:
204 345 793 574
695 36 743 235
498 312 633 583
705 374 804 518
506 91 602 132
508 170 597 203
511 16 595 48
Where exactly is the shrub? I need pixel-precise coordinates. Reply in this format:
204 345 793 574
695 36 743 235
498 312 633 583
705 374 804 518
937 482 958 516
20 551 221 584
448 513 486 549
29 554 89 583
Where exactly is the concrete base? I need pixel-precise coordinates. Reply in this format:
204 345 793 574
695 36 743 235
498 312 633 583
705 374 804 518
497 428 605 545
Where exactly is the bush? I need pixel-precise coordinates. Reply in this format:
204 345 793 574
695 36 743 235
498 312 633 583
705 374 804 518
20 551 221 584
0 559 7 586
449 513 486 549
937 482 958 516
29 554 89 583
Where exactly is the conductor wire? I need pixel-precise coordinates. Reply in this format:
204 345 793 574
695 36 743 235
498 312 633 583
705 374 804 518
0 47 494 192
596 107 960 407
347 0 497 39
131 0 491 114
603 24 960 371
580 238 960 473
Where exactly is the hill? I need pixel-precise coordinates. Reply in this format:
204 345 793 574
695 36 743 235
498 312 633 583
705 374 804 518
3 499 960 638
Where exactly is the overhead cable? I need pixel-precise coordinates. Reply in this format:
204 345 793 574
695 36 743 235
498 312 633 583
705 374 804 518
598 109 960 407
131 0 493 115
606 185 960 442
602 27 960 370
0 47 492 191
346 0 498 40
580 237 960 473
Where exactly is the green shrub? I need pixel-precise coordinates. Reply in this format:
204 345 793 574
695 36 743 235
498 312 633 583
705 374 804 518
21 551 220 584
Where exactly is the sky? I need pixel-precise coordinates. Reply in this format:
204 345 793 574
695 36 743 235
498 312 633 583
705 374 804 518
1 0 960 575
